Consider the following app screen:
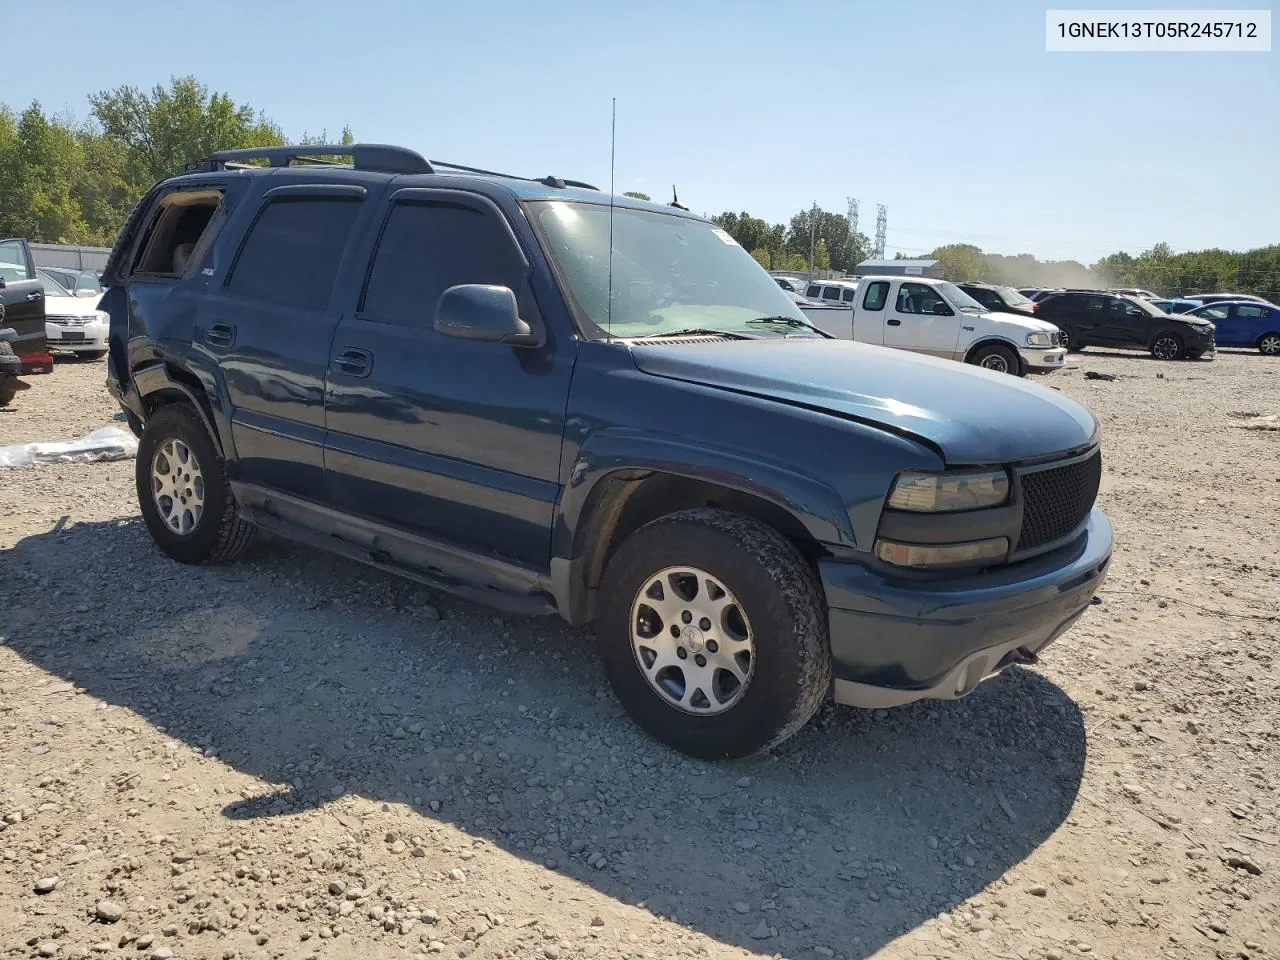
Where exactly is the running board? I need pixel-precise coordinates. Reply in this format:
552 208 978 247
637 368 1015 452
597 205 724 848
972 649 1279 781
233 483 557 617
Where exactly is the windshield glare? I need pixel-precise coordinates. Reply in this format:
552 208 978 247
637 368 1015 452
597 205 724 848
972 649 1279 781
529 200 813 338
39 275 71 297
998 286 1034 307
938 281 987 312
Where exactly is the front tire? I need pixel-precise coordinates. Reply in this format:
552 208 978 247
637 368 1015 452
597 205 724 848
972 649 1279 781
596 508 831 760
1151 333 1184 360
0 375 18 408
136 404 254 564
969 343 1021 376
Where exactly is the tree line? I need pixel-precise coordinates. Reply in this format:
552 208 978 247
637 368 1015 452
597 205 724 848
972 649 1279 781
2 76 1275 301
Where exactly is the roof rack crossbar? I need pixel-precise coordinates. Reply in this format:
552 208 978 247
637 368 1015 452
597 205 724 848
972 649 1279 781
200 143 434 175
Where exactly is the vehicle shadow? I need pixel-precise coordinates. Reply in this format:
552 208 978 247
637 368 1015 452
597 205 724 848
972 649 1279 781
1 517 1087 958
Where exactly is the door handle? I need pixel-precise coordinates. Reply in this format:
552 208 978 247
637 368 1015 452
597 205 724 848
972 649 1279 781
887 318 902 326
26 292 43 301
332 347 373 377
206 323 236 348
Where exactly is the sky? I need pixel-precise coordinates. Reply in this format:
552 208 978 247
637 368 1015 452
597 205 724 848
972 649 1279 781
6 0 1276 264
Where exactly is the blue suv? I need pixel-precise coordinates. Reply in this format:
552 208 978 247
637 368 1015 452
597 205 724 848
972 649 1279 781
102 144 1112 759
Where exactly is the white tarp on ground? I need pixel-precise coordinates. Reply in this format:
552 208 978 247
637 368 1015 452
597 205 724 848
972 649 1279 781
0 425 138 467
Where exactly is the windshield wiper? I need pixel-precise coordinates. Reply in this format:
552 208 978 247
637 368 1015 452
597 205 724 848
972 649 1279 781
627 328 754 341
744 315 830 336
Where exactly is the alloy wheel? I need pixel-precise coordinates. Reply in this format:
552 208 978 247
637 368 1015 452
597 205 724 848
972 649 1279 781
150 438 205 535
629 566 755 715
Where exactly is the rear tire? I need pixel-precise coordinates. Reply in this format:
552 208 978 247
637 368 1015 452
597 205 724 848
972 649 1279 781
969 343 1021 376
1151 333 1184 361
596 508 830 760
136 404 254 565
0 375 18 408
1259 333 1280 356
1061 328 1084 352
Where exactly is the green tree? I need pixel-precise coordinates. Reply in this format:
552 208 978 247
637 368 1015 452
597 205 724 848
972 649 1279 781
814 238 831 271
622 191 650 201
89 75 284 187
928 243 986 282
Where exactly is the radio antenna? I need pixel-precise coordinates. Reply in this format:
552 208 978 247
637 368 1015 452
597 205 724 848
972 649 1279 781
606 97 616 342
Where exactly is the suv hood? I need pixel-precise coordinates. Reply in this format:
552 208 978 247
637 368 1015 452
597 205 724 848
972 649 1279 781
42 294 103 318
629 339 1098 465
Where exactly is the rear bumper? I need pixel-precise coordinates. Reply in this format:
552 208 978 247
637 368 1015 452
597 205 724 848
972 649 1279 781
820 508 1112 708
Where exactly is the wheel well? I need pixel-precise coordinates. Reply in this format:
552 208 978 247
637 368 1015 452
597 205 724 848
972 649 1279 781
963 338 1024 374
1258 331 1280 346
140 365 221 452
579 472 823 594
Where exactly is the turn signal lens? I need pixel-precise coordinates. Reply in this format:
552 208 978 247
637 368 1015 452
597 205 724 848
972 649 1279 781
887 469 1010 513
874 537 1010 569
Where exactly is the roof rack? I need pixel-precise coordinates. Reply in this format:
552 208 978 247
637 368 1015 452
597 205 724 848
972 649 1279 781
183 143 601 191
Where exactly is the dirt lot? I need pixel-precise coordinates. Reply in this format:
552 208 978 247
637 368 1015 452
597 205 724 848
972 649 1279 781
1 351 1277 960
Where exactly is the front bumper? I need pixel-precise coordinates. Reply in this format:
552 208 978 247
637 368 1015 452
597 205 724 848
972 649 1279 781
821 508 1112 708
45 320 108 351
1019 345 1067 371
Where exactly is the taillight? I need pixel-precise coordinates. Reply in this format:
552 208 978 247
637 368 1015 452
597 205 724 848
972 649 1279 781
1031 303 1039 313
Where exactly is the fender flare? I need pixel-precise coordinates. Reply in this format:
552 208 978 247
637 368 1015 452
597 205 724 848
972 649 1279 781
553 428 857 561
131 362 230 457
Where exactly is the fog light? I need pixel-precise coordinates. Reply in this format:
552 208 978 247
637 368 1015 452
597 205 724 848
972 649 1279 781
874 537 1009 569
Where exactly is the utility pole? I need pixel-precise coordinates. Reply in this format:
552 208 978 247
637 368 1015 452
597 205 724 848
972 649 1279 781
808 202 817 277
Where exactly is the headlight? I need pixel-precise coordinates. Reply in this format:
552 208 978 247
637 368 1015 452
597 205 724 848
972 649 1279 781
886 469 1010 513
95 310 109 323
1025 332 1053 347
874 537 1009 569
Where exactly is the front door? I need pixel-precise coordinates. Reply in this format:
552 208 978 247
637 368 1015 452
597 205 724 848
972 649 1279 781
851 279 891 344
323 188 574 567
883 281 961 358
0 239 47 355
1099 298 1154 348
208 187 369 500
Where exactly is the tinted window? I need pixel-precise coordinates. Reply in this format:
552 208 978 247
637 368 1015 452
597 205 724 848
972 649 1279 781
1110 299 1147 318
966 287 999 308
841 287 856 302
1236 305 1265 319
228 198 362 310
362 199 528 325
805 284 822 298
861 281 889 311
1199 305 1229 320
822 286 842 300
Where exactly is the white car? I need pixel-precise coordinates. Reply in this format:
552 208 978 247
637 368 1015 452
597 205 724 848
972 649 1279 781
802 275 1066 376
38 272 108 358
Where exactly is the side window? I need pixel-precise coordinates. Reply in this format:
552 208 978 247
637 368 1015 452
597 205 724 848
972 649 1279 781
361 198 529 326
805 284 821 298
897 282 938 315
227 198 362 310
131 191 224 277
1236 305 1264 319
1201 306 1229 320
1083 297 1106 314
0 240 31 279
841 287 856 302
861 281 889 311
823 286 841 301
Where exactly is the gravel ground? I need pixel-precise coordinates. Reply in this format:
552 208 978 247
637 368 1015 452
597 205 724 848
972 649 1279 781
1 350 1277 960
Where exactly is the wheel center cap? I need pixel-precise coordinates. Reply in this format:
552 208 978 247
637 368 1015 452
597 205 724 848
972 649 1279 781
681 625 706 653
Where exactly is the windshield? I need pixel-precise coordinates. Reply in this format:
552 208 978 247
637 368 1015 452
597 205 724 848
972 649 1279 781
996 286 1034 307
529 200 816 338
937 281 987 312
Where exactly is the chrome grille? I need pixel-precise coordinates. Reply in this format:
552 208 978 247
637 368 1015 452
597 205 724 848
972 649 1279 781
48 316 91 327
1016 450 1102 551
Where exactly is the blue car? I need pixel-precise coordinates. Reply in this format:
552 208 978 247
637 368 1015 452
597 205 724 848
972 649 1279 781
1185 300 1280 355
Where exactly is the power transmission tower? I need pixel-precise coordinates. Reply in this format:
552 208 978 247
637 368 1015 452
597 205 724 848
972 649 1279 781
874 204 887 259
846 197 859 240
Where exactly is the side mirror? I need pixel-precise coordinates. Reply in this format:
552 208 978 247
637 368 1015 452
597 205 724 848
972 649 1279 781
932 302 953 316
434 284 541 347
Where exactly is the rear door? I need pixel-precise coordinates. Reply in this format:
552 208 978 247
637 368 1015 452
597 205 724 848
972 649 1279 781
1229 303 1269 347
883 281 961 358
852 279 890 344
0 239 47 355
208 184 372 500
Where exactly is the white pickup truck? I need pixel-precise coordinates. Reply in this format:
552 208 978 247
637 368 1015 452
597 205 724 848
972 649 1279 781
800 276 1067 376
